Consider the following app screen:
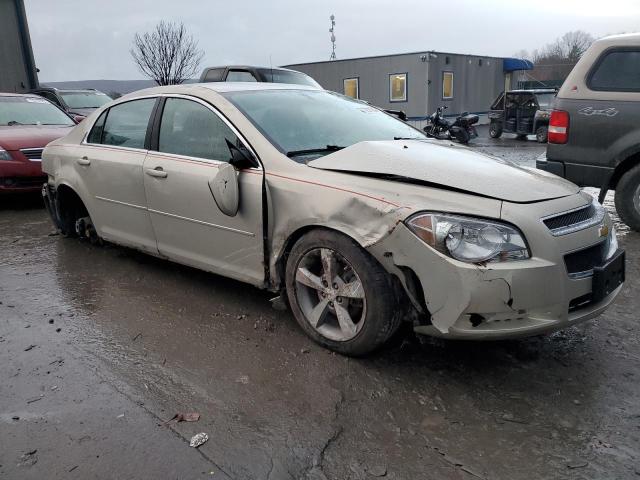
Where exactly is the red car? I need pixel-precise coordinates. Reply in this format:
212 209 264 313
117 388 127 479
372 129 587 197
0 93 75 193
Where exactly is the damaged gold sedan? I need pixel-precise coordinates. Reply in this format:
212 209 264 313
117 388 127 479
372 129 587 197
42 83 625 355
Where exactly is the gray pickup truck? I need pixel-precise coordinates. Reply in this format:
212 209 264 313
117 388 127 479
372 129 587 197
537 33 640 231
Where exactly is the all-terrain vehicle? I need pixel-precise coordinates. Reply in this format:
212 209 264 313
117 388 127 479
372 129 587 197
488 89 556 143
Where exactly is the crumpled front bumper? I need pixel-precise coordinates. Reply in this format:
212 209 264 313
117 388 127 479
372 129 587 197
368 197 624 340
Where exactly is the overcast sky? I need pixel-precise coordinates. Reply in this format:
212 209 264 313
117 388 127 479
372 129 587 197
25 0 640 82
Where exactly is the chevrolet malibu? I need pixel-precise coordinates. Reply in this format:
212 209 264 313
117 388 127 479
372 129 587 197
41 83 625 356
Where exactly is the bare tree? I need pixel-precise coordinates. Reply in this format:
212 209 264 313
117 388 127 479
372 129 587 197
130 21 203 86
529 30 595 83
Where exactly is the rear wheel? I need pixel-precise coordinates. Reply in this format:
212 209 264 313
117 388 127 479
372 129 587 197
489 122 502 138
614 164 640 232
453 129 470 144
285 230 401 356
536 126 548 143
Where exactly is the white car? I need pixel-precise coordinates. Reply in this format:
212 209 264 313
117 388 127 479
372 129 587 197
42 83 624 355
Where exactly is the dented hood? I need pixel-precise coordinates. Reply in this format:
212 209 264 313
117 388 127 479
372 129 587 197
308 140 579 203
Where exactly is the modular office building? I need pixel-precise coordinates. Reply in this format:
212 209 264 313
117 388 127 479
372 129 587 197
285 51 532 127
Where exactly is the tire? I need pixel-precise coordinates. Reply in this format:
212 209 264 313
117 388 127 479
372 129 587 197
614 164 640 232
536 126 548 143
285 229 402 356
489 122 502 138
454 129 470 144
58 201 87 237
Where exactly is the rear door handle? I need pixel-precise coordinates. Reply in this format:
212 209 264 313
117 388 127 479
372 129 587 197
77 156 91 166
145 167 168 178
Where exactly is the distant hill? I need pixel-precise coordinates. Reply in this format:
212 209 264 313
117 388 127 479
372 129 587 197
41 79 197 96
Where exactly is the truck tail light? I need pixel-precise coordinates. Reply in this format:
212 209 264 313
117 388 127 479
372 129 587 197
549 110 569 144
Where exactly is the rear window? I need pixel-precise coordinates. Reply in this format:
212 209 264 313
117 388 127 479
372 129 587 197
588 49 640 92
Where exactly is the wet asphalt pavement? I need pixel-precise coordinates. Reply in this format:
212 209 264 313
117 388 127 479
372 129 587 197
1 132 639 479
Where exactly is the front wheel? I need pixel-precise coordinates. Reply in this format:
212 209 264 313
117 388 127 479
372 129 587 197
489 122 502 138
614 164 640 232
285 230 401 356
536 125 548 143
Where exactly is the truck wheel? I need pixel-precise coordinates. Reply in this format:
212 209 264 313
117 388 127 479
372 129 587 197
489 122 502 138
536 126 548 143
285 229 402 356
614 164 640 232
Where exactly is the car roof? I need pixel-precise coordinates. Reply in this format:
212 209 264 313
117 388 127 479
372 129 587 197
125 82 320 99
507 89 557 94
34 87 99 93
0 92 43 98
202 65 303 73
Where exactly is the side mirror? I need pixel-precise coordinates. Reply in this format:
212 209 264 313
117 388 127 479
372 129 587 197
226 139 258 170
208 163 240 217
72 115 85 124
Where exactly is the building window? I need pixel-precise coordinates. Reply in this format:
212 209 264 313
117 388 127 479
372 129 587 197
442 71 454 99
389 73 407 102
343 78 359 99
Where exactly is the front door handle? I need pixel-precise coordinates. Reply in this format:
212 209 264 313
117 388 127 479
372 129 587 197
77 156 91 166
145 167 168 178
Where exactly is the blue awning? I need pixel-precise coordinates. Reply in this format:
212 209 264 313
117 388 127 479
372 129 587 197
503 58 534 72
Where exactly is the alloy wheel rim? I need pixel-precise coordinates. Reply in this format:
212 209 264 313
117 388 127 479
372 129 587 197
634 184 640 214
294 248 366 342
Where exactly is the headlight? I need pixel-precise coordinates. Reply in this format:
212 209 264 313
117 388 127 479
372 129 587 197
0 147 13 161
406 213 530 263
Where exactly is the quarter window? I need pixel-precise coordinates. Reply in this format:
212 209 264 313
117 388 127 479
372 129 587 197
442 72 454 99
589 50 640 92
343 78 359 99
226 70 258 82
87 110 107 144
389 73 407 102
158 98 240 161
101 98 155 149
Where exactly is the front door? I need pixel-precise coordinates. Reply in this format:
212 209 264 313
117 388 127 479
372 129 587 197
77 97 158 252
143 96 264 285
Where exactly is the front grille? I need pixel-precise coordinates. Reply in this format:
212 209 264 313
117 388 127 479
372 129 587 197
564 241 607 278
542 201 604 236
20 148 44 161
569 293 593 312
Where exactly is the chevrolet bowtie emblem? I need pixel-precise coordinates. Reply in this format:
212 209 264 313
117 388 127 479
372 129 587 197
599 225 609 238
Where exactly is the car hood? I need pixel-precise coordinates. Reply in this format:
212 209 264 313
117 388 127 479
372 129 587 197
0 125 74 151
67 107 96 117
308 140 579 203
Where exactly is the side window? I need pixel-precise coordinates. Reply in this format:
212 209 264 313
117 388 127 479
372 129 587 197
226 70 258 82
87 110 108 144
589 50 640 92
102 98 155 149
204 68 225 82
158 98 240 161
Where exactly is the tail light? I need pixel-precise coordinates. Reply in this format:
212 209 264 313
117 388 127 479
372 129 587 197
549 110 569 144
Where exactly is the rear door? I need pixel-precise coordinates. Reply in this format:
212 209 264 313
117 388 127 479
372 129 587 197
77 97 158 252
143 96 265 285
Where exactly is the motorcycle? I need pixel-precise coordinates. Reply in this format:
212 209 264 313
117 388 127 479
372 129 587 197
423 106 479 144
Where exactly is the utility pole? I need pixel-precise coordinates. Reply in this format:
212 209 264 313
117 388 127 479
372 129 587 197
329 15 336 60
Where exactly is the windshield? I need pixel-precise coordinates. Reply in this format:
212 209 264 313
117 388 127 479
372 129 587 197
536 93 555 109
60 91 112 109
224 90 425 159
0 96 75 126
257 69 322 88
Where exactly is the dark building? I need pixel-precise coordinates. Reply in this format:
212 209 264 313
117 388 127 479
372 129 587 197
285 52 532 127
0 0 38 92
